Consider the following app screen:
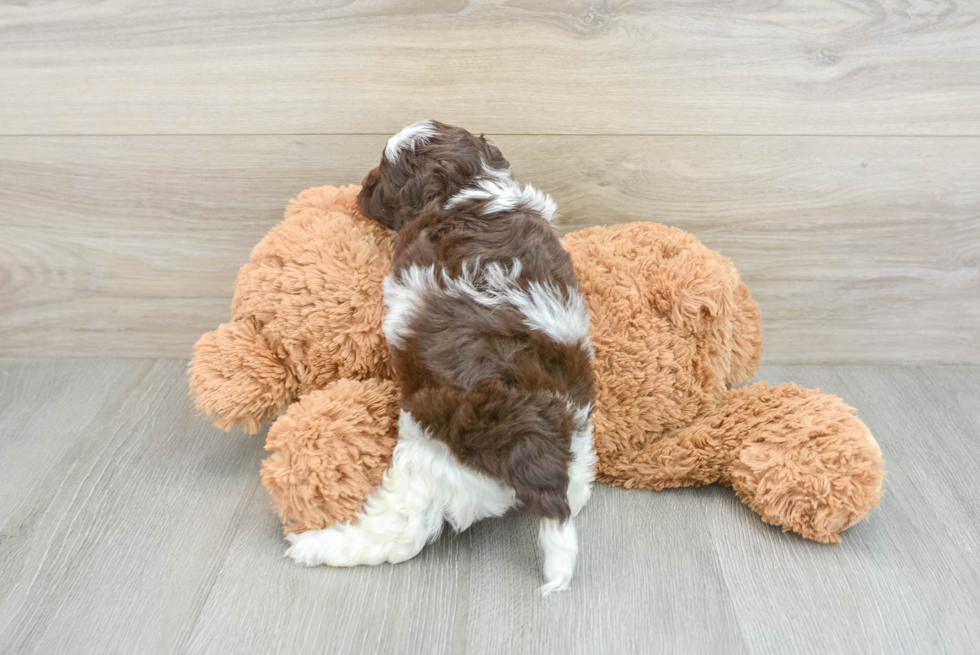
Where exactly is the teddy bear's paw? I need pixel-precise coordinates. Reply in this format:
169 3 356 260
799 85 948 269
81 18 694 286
263 379 402 535
727 384 885 543
189 319 297 434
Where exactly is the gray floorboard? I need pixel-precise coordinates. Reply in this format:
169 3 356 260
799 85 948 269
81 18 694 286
1 361 978 654
0 360 264 654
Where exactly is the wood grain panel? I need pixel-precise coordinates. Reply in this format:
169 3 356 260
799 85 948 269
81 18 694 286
2 135 977 362
0 135 381 358
1 1 979 135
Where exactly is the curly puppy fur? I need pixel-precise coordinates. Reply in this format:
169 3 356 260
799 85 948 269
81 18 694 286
283 121 596 595
189 186 394 432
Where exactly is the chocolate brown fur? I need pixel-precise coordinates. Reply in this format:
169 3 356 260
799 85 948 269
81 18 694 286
358 122 593 521
358 121 510 232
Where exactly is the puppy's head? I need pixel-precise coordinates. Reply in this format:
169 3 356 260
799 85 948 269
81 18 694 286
358 120 511 230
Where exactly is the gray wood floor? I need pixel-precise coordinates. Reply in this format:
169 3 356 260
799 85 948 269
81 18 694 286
1 361 978 654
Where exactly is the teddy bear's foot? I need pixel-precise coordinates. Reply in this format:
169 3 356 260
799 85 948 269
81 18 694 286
724 383 885 543
596 382 884 543
189 319 298 433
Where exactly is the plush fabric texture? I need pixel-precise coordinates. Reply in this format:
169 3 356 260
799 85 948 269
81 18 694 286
262 378 400 533
189 185 884 543
189 185 394 433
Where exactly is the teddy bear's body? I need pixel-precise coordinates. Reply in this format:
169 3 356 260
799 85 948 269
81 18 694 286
190 185 884 543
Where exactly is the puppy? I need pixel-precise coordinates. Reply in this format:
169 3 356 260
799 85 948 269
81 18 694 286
284 120 596 594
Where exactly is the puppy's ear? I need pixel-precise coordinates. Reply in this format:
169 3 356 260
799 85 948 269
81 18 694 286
477 135 511 173
358 166 401 231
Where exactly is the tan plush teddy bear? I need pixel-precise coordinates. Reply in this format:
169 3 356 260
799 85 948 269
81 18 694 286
189 185 884 544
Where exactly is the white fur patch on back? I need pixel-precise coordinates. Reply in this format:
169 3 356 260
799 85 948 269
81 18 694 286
482 160 513 182
385 120 437 164
446 260 591 347
382 265 439 349
382 260 591 351
445 178 559 224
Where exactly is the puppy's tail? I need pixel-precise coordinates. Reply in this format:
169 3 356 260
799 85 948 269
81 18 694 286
406 381 574 519
405 381 581 594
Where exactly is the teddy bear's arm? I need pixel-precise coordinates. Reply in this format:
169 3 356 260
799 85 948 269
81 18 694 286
189 318 298 433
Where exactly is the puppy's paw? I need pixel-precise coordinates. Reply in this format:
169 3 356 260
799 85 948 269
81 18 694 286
539 571 573 596
284 528 350 567
538 518 577 596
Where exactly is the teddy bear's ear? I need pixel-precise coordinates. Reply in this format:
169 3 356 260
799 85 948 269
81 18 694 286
649 248 765 387
188 319 298 434
649 248 739 336
727 282 764 386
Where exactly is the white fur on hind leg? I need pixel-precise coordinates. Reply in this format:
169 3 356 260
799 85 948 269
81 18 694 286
284 410 516 568
538 518 578 596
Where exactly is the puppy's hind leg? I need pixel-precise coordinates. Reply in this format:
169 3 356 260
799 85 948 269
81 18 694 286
285 409 517 568
545 415 592 593
538 517 578 596
284 413 446 567
566 406 596 518
502 438 580 595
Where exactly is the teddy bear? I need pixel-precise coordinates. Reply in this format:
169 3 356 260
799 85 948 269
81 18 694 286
189 185 884 544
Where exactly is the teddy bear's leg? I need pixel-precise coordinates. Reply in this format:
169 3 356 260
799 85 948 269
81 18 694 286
720 383 884 542
598 382 884 542
262 378 402 534
284 409 518 567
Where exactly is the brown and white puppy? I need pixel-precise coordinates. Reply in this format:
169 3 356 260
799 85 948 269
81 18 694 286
284 120 596 594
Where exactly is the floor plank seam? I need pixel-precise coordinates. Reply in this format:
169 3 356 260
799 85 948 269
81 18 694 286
175 475 268 655
695 490 753 655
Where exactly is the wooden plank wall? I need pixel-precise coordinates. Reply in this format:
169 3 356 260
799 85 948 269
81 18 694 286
1 1 978 362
